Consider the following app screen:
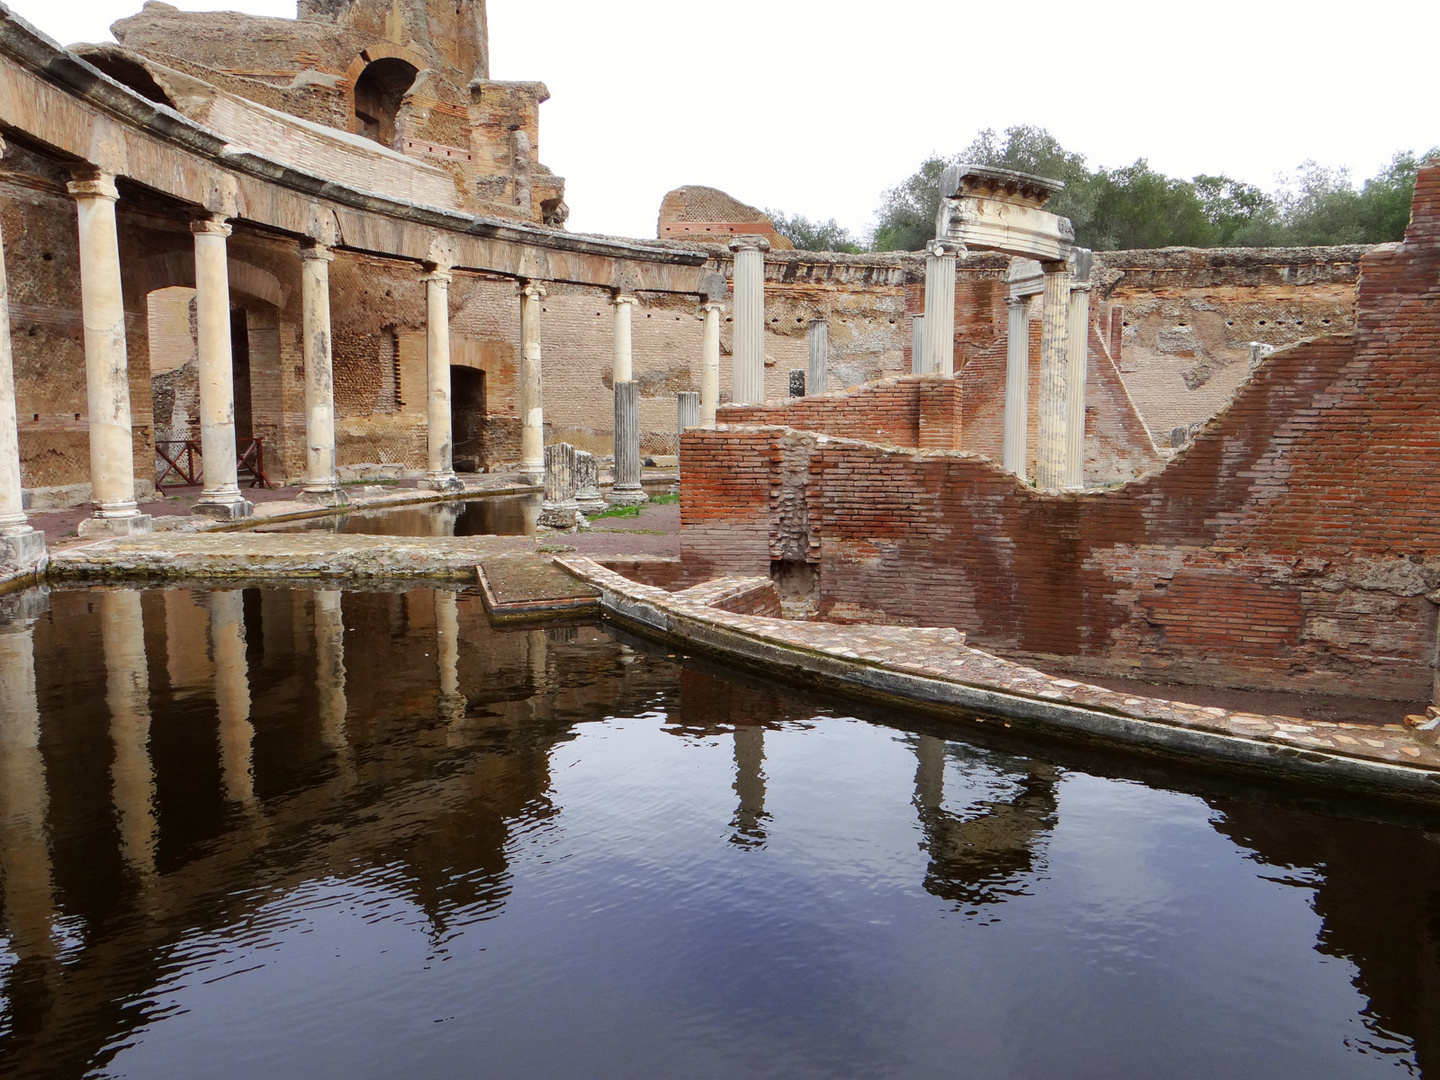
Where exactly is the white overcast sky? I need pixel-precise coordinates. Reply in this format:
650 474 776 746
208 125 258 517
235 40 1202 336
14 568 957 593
14 0 1440 240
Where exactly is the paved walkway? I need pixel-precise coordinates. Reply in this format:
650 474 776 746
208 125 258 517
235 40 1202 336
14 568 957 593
556 556 1440 803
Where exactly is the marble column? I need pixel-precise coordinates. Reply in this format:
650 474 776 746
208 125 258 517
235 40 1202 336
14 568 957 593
676 391 699 434
209 589 255 807
0 140 46 573
1064 282 1092 490
435 589 464 723
612 294 636 384
519 281 546 482
313 590 349 764
911 314 927 375
68 171 151 537
191 216 253 520
102 590 157 879
698 301 722 427
608 381 646 505
1035 263 1072 491
922 240 962 377
728 236 769 404
807 318 828 396
0 619 56 961
421 267 463 492
1002 296 1030 480
299 243 345 505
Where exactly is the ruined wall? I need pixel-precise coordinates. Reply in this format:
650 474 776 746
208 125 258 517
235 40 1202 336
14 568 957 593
676 163 1440 702
1093 246 1367 443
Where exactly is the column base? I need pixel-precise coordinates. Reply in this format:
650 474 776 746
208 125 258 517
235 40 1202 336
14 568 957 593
78 513 153 538
538 500 585 531
605 485 649 506
519 463 545 486
0 527 47 572
575 488 606 512
298 486 350 507
419 475 465 493
193 498 254 521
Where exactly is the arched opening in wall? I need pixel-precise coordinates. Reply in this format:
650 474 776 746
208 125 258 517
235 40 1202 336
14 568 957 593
452 367 487 472
147 288 280 487
78 51 175 107
353 58 418 147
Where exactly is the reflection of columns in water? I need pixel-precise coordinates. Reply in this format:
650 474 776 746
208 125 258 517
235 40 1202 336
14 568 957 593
913 734 945 812
429 500 462 537
434 589 465 723
313 590 349 758
209 589 255 807
101 591 157 878
730 726 768 846
0 622 56 960
527 628 547 688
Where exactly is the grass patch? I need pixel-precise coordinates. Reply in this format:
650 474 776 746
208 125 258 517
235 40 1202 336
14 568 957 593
648 493 680 505
589 503 643 520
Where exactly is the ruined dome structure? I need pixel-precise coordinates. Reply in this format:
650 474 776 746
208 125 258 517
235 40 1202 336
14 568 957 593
74 0 567 225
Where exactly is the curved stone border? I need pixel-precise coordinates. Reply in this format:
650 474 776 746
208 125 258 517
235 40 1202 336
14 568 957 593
555 556 1440 804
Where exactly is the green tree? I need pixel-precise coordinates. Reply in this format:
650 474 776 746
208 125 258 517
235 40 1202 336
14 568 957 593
765 209 863 254
871 156 951 252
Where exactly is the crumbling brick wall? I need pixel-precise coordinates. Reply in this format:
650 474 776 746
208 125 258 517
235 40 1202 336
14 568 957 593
677 163 1440 701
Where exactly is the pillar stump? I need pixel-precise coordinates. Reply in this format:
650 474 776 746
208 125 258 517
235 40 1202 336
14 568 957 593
807 318 828 395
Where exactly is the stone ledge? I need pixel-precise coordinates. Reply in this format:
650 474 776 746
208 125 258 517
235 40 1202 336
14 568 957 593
555 555 1440 804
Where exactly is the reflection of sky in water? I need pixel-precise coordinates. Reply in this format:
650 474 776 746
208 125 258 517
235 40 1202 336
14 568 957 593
95 715 1409 1080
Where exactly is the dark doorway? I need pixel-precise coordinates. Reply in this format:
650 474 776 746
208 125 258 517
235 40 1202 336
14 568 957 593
452 367 487 472
354 58 419 147
230 307 253 442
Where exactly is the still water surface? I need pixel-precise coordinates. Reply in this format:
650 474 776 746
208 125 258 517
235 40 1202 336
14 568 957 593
0 585 1436 1078
257 494 541 536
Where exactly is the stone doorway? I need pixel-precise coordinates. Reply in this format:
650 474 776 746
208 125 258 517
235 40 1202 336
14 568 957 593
452 367 487 472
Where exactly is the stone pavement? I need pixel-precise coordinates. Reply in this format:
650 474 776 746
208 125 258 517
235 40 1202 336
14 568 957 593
556 556 1440 803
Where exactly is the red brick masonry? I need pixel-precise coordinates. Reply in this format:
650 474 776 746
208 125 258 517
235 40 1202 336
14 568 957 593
680 163 1440 702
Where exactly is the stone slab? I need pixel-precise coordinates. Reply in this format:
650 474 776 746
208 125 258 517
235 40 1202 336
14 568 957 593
477 553 600 623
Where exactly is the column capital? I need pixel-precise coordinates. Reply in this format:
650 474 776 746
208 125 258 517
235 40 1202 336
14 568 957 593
191 214 233 238
728 235 771 254
697 300 723 319
1040 259 1071 275
1069 281 1094 294
926 239 965 258
421 267 453 285
300 242 335 263
613 293 638 308
520 280 547 300
1005 295 1025 308
66 170 119 202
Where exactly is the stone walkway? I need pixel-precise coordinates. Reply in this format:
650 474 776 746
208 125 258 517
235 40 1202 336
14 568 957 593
556 556 1440 802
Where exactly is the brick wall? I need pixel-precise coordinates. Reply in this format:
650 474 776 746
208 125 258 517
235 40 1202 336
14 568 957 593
676 164 1440 702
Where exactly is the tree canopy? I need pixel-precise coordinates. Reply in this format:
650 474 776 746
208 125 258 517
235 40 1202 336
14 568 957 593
863 126 1439 253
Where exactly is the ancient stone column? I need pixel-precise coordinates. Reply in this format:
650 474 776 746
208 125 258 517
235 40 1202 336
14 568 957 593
435 589 464 723
539 441 582 527
574 451 605 511
728 236 769 404
1002 296 1030 480
807 318 828 395
102 589 157 879
191 216 253 520
0 618 56 962
68 171 151 537
911 314 927 375
677 391 699 434
519 281 547 482
698 301 722 427
421 267 463 492
209 589 255 807
922 240 962 377
0 140 45 574
299 243 345 505
612 294 636 384
608 381 647 505
1064 281 1092 490
1035 263 1072 491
